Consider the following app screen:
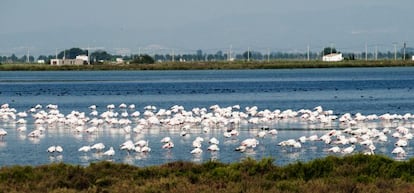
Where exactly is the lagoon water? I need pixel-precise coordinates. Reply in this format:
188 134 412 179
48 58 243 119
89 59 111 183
1 67 414 166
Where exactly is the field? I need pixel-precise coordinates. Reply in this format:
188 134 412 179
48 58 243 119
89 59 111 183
1 155 414 193
1 60 414 71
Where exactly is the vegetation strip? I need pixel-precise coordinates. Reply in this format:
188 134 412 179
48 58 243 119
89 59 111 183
1 154 414 193
2 60 414 71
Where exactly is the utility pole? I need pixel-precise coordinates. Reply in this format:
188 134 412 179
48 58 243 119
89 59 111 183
330 43 333 54
365 42 368 61
26 48 30 63
403 42 406 60
375 46 378 60
86 45 90 65
247 47 250 62
393 42 397 60
307 45 310 61
228 45 233 61
267 48 270 62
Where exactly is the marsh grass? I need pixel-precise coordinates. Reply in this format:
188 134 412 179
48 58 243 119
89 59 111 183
2 60 414 71
1 155 414 193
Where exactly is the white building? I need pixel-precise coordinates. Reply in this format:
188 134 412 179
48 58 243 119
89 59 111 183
116 58 124 64
50 58 84 65
412 56 414 61
51 55 89 65
76 55 89 63
322 53 343 62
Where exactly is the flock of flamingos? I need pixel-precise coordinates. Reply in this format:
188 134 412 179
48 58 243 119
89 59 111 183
0 102 412 164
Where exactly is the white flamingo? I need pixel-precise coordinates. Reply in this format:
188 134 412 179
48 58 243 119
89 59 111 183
208 144 220 151
47 145 63 154
191 147 203 154
342 145 355 154
0 128 7 140
392 146 406 157
160 137 171 143
328 146 341 153
78 145 91 153
162 141 174 149
103 147 115 157
209 137 219 145
91 143 105 152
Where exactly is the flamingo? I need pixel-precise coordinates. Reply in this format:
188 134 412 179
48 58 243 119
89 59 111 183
191 147 203 154
208 144 220 151
162 141 174 149
17 126 26 132
328 146 341 153
55 146 63 153
119 103 127 109
192 139 203 148
120 140 135 155
78 145 91 153
257 131 266 138
28 129 42 138
395 139 408 147
91 143 105 152
268 129 278 135
391 146 406 156
307 134 319 141
342 145 355 154
223 132 232 138
160 137 171 143
103 147 115 157
141 146 151 153
47 145 63 154
209 137 219 145
47 146 57 153
135 140 148 147
235 145 247 152
298 136 307 143
0 128 7 140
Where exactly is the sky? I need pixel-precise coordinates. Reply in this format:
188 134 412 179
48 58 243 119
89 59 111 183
0 0 413 56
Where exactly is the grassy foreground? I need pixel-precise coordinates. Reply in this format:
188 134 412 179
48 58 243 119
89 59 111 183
1 60 414 71
1 155 414 193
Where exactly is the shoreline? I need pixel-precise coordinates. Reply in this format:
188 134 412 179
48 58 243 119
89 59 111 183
1 60 414 71
1 155 413 192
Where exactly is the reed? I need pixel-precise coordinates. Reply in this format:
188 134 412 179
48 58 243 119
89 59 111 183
0 155 414 193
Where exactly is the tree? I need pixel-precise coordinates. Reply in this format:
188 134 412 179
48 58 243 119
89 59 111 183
10 54 18 62
58 48 87 59
242 51 253 61
90 50 112 62
196 49 204 61
131 54 155 64
215 51 224 60
322 47 337 56
37 55 49 61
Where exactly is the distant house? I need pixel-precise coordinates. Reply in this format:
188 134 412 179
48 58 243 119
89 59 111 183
76 55 89 63
50 55 88 66
412 56 414 61
37 60 45 64
116 58 124 64
322 53 343 62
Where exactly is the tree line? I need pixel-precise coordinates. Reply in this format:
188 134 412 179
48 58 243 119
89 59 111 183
1 47 413 64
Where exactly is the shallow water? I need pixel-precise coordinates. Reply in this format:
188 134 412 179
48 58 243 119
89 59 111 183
0 67 414 166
